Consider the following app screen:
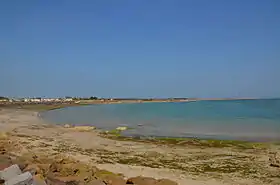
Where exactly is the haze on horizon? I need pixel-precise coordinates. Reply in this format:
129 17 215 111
1 0 279 99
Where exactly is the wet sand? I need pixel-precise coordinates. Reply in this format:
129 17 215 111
0 108 279 185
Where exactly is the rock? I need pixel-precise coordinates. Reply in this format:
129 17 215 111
269 152 280 168
94 170 125 185
126 176 157 185
115 127 127 131
4 172 33 185
155 179 178 185
23 164 42 176
64 124 71 128
45 175 80 185
102 176 126 185
0 164 22 181
10 160 28 172
68 126 96 132
48 158 97 183
86 179 105 185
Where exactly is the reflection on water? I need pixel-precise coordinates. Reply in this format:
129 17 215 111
41 99 280 141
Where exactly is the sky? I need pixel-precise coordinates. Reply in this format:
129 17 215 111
1 0 279 98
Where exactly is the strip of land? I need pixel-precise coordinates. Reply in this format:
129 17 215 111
0 106 279 185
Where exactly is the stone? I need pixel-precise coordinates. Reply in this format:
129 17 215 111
101 175 126 185
48 162 95 182
64 124 71 128
155 179 178 185
86 179 105 185
115 127 127 131
126 176 157 185
45 175 80 185
68 126 96 132
4 172 33 185
11 160 28 172
0 164 22 181
23 164 42 176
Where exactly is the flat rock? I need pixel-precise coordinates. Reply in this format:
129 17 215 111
126 176 157 185
87 179 105 185
102 175 126 185
4 172 33 185
155 179 178 185
0 164 22 181
45 175 80 185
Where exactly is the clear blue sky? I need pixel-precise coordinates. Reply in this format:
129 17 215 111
1 0 279 98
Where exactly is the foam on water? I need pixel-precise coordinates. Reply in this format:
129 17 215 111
41 99 280 141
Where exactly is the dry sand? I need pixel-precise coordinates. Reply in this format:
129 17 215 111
0 108 279 185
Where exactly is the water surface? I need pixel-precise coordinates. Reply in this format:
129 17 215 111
41 99 280 141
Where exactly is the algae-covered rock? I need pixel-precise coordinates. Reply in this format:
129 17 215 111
68 126 96 132
115 127 127 131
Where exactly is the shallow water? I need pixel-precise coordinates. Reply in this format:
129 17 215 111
41 99 280 141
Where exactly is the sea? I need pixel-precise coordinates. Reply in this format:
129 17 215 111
41 99 280 141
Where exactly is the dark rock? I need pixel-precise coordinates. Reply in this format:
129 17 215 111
126 176 157 185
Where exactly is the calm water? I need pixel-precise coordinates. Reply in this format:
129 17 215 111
41 99 280 141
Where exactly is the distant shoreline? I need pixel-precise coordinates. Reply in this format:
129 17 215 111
0 97 268 112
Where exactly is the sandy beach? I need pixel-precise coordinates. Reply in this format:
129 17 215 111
0 108 280 185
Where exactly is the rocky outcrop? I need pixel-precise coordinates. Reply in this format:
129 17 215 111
0 154 178 185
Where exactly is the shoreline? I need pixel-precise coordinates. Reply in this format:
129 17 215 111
3 102 279 143
0 108 280 185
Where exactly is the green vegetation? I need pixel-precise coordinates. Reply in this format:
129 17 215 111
100 133 269 149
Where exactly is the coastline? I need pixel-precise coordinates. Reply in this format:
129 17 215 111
0 108 280 185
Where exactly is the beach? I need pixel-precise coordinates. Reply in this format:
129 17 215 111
0 107 280 185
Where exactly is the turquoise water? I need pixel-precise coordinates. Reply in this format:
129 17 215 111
41 99 280 141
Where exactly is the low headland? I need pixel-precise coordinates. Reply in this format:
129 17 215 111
0 103 279 185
